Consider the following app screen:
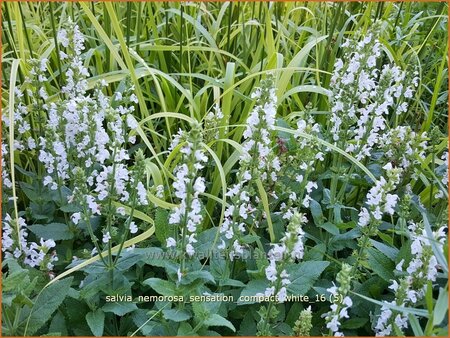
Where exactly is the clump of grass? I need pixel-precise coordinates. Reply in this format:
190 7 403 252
1 2 448 337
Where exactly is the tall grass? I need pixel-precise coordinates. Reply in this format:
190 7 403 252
1 2 448 336
2 1 447 210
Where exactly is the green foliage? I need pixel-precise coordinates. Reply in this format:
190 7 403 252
21 277 74 336
86 309 105 337
1 1 448 337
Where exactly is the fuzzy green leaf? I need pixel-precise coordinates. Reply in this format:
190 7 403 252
367 248 394 282
86 309 105 336
287 261 329 296
163 308 191 322
143 278 177 296
21 277 74 335
29 223 74 240
238 279 269 305
102 302 138 316
204 314 236 332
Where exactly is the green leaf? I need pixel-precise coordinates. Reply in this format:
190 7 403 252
425 280 433 314
163 308 191 322
21 277 74 335
60 204 81 213
219 278 245 288
102 302 138 316
241 234 260 244
319 222 339 236
114 252 143 271
328 228 360 251
181 270 216 285
86 309 105 336
238 279 269 305
194 228 218 257
177 322 194 336
204 314 236 332
367 248 394 282
30 202 56 221
19 181 44 202
3 268 29 292
48 311 67 336
29 223 74 240
137 247 166 267
351 291 429 318
303 243 326 261
310 200 325 226
155 208 170 244
256 179 274 242
408 313 424 336
340 317 368 329
369 239 398 261
210 255 229 280
143 278 177 296
433 287 448 326
254 247 269 272
287 261 329 296
192 301 210 321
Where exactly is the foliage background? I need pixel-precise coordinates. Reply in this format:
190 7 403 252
1 1 448 337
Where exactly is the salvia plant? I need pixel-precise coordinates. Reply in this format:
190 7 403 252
1 2 448 337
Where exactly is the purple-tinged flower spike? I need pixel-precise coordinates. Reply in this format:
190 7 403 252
357 163 402 230
219 76 281 259
323 263 353 337
256 212 307 302
167 121 207 272
374 221 446 336
2 214 58 271
329 32 418 161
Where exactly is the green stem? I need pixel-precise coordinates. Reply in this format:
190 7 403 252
327 224 373 336
126 2 131 46
49 2 62 86
113 175 140 265
18 3 34 59
328 151 343 222
105 145 119 271
2 305 14 335
429 145 435 209
81 203 107 266
260 261 285 335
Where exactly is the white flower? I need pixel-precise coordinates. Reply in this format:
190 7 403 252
265 260 278 282
86 195 100 215
239 204 248 219
358 208 370 227
305 181 318 193
162 239 176 251
218 239 226 250
126 114 138 129
186 243 195 257
326 315 340 332
117 207 126 216
136 182 148 205
71 212 81 225
395 259 404 272
129 221 138 234
102 232 111 243
193 177 206 194
43 176 53 187
384 194 398 214
130 94 138 103
277 287 287 302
